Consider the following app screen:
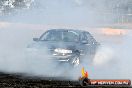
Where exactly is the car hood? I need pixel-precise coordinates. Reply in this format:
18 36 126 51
28 41 79 50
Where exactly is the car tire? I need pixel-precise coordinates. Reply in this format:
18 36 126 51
71 55 80 67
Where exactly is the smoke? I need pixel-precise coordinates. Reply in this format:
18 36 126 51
0 27 83 80
0 25 132 81
93 45 114 66
88 33 132 80
1 0 115 25
0 0 132 81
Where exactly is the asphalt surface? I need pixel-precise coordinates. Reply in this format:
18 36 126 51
0 72 131 88
0 72 80 88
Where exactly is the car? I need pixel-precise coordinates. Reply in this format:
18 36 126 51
27 29 99 67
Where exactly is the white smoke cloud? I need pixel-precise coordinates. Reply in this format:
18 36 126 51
93 45 114 66
74 0 83 6
0 23 132 81
0 0 132 81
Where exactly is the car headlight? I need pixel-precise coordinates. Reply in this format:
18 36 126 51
54 48 72 54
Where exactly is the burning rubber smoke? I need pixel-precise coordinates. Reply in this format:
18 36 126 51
0 0 132 81
0 24 132 81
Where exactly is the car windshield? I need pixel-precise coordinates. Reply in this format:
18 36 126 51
40 30 79 42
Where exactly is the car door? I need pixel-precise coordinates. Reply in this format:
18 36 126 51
79 32 91 55
84 32 98 55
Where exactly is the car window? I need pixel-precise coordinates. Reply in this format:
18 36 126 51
39 30 79 42
84 32 96 44
40 31 62 41
80 32 87 41
63 31 79 42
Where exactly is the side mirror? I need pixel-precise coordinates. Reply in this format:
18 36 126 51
81 40 88 44
33 38 39 41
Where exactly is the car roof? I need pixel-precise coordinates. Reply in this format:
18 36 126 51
48 29 88 34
